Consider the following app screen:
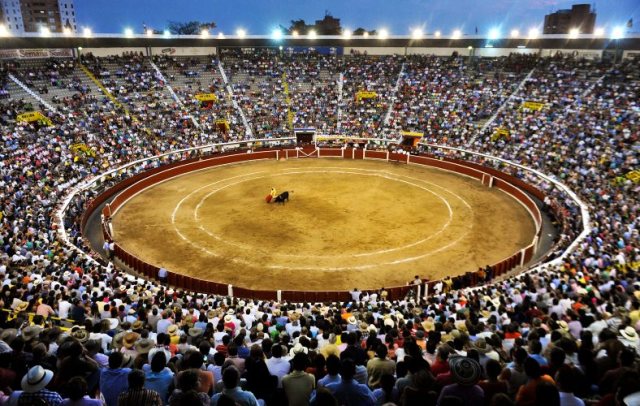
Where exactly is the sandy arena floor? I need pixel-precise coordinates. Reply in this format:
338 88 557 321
111 159 535 291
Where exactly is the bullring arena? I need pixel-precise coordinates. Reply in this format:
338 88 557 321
109 154 536 291
1 7 640 404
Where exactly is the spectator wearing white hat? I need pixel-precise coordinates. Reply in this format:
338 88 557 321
18 365 63 406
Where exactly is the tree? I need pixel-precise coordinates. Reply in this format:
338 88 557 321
167 21 217 35
285 19 309 35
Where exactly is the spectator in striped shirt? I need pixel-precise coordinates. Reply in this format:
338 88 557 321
117 370 162 406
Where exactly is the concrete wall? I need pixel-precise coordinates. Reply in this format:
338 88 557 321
82 47 146 57
474 47 539 57
538 48 602 59
150 46 217 56
343 47 406 55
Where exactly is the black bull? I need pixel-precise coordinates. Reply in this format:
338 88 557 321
273 191 290 204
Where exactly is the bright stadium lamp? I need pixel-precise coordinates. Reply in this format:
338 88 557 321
569 27 580 38
510 29 519 38
308 29 317 39
0 24 8 37
62 26 72 36
82 27 92 37
201 28 209 37
124 27 134 37
146 29 154 36
292 30 299 37
528 28 539 39
452 29 462 39
488 28 500 40
378 28 389 39
412 28 423 39
342 29 352 39
363 31 369 38
272 29 283 40
236 28 247 38
163 29 171 38
218 32 225 39
611 26 624 39
40 26 51 37
594 27 605 37
434 30 441 37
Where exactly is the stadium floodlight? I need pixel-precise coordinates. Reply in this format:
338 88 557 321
363 32 369 38
62 26 72 36
271 29 283 40
594 27 605 37
146 29 154 36
611 26 624 39
412 28 423 39
82 27 92 37
342 29 352 39
452 29 462 39
236 28 247 38
488 28 500 40
569 27 580 38
0 24 8 37
124 28 134 37
510 29 519 38
201 29 209 37
218 32 225 39
40 26 51 37
528 28 539 39
378 28 389 39
292 30 299 37
434 30 441 38
308 29 317 39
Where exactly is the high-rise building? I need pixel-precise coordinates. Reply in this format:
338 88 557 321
543 4 596 34
0 0 76 34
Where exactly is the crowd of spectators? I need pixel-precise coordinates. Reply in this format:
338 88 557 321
0 49 636 406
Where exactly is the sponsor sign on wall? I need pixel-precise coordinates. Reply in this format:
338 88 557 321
0 48 73 59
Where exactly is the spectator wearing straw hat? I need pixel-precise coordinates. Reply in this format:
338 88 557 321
18 365 63 406
437 356 484 406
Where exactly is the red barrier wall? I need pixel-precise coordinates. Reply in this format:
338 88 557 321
84 148 547 301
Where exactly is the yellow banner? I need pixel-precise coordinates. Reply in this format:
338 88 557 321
491 128 510 141
355 91 377 100
70 143 97 158
195 93 218 102
401 131 424 138
215 119 230 131
626 169 640 183
17 111 53 126
521 101 544 111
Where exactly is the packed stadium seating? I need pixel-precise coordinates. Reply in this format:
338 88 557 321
0 48 637 406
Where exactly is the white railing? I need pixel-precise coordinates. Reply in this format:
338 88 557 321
56 136 589 294
218 61 253 137
8 73 58 112
383 63 405 126
148 59 200 129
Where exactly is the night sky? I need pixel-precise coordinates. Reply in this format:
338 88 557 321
75 0 639 35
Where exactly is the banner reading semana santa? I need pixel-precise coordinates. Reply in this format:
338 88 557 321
16 111 53 126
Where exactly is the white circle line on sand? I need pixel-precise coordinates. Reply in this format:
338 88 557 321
149 162 477 271
190 168 458 258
